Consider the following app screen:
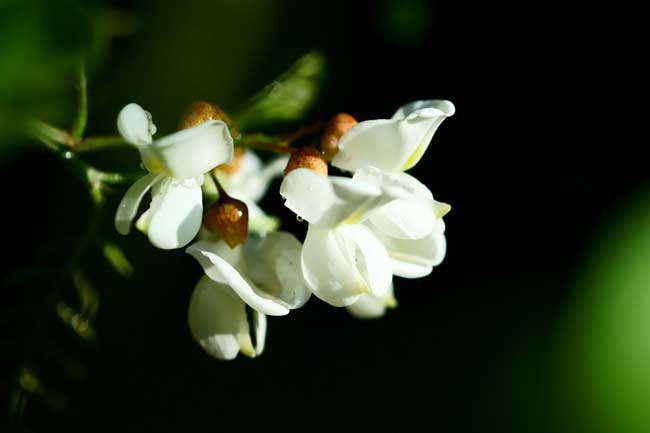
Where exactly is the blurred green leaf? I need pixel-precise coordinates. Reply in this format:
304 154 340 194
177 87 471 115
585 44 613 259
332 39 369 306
102 242 134 278
71 268 100 318
558 191 650 433
0 0 101 155
55 302 96 342
233 52 325 131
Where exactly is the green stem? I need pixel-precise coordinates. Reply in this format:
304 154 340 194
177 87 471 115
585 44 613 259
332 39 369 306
27 121 141 187
74 135 130 153
238 121 322 154
71 64 87 139
28 120 77 148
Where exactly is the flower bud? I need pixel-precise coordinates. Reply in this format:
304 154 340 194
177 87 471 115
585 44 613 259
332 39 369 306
284 147 328 176
214 147 245 175
320 113 357 160
203 194 248 248
179 100 235 134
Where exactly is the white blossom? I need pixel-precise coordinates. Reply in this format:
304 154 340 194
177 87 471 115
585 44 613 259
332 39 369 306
332 99 455 173
114 103 234 249
186 232 309 359
280 168 395 307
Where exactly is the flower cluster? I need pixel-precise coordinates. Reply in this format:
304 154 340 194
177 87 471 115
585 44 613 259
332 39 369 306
114 99 454 360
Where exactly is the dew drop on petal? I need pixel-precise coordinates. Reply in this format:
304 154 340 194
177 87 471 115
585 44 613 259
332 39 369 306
296 215 304 222
64 151 73 159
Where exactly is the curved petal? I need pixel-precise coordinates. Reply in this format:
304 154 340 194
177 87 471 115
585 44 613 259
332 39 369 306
354 167 450 239
139 120 234 179
338 224 392 298
253 310 267 356
146 177 204 249
114 173 162 235
186 240 290 316
392 99 455 120
301 225 365 307
346 284 397 319
219 152 288 203
117 103 155 145
369 221 447 278
280 168 381 228
188 276 250 361
244 232 310 309
332 100 454 172
368 199 435 240
301 224 391 306
354 167 434 201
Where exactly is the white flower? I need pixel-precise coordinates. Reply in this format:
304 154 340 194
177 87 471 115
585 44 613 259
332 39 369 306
186 231 310 360
280 168 395 307
328 100 454 317
114 103 234 249
188 276 266 360
329 99 453 274
332 100 455 173
208 151 288 234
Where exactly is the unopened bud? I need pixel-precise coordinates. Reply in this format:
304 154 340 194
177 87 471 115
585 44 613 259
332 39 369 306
203 194 248 248
284 147 328 176
178 100 236 134
214 147 245 175
320 113 357 160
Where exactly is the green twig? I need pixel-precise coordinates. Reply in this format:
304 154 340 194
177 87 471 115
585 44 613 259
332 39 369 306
71 64 87 139
28 120 77 148
74 135 130 153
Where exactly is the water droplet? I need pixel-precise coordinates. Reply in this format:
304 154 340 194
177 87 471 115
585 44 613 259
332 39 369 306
64 151 73 159
296 215 304 222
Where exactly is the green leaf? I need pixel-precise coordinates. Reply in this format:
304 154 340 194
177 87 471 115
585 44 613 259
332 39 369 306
102 242 134 278
233 52 325 131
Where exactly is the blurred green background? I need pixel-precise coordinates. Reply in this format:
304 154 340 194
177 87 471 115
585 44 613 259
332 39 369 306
1 0 649 432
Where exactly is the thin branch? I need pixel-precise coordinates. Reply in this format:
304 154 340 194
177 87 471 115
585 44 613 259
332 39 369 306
71 63 87 139
74 135 130 153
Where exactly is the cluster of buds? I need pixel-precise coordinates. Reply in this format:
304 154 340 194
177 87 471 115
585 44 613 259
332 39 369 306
114 98 454 360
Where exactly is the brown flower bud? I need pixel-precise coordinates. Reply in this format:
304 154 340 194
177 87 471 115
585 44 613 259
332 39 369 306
284 147 328 176
203 194 248 248
214 147 245 175
320 113 357 160
178 100 235 133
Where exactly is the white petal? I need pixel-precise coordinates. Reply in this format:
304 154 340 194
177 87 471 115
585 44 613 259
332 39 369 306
139 120 234 179
392 99 455 120
368 199 435 240
354 167 441 239
244 232 311 309
186 241 290 316
338 224 392 298
188 276 250 361
354 168 434 201
280 168 381 228
346 284 397 319
146 177 203 249
301 225 365 307
370 221 447 278
117 103 155 145
332 100 454 172
253 311 267 356
301 224 391 306
219 152 288 203
114 173 162 235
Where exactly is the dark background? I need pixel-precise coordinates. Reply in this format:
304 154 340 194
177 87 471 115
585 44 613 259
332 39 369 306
2 1 649 432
